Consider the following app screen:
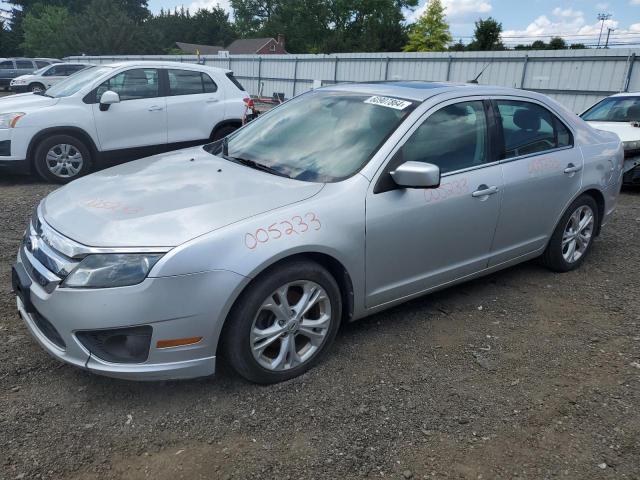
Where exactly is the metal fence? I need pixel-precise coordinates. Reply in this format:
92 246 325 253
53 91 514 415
67 49 639 113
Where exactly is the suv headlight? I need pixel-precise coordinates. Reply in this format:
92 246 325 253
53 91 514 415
11 79 26 85
623 140 640 151
0 112 26 129
62 254 163 289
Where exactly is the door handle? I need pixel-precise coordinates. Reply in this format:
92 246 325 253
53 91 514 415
564 163 583 174
206 98 219 103
472 185 499 198
148 105 164 112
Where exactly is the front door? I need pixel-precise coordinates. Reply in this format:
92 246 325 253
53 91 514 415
91 68 167 151
365 100 503 308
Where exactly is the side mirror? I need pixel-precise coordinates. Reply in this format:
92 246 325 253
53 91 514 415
99 90 120 111
390 161 441 189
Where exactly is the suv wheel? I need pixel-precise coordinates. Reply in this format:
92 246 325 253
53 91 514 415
223 260 342 384
211 125 238 141
30 83 45 93
33 134 93 184
541 194 599 272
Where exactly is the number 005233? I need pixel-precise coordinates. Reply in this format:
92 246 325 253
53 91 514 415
244 213 322 250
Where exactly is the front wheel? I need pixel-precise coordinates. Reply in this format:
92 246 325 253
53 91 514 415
211 124 239 141
29 83 45 93
541 194 599 272
33 134 93 184
222 260 342 384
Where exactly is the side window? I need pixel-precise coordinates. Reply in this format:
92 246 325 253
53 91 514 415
496 100 573 159
96 68 159 101
35 61 49 69
43 65 62 76
64 65 85 75
168 69 218 96
397 101 489 174
16 60 34 69
0 61 14 70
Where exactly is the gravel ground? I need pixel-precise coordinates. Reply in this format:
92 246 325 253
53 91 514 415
1 175 639 480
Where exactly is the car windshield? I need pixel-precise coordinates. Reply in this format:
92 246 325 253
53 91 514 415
205 90 415 182
581 96 640 123
45 65 111 98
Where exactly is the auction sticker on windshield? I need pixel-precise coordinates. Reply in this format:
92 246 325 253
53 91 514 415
364 96 412 110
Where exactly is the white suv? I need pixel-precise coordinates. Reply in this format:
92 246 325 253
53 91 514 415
10 62 93 93
0 61 249 183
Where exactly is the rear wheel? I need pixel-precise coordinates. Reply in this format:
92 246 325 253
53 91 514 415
223 260 342 384
211 124 239 141
33 134 93 184
541 194 598 272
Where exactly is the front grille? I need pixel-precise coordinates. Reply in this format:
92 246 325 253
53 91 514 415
32 310 66 349
625 149 640 159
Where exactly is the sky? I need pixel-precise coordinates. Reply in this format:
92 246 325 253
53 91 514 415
148 0 640 47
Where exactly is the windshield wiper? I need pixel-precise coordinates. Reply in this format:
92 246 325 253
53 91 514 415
229 156 289 178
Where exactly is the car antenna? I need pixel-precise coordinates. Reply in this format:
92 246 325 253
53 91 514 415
469 62 491 84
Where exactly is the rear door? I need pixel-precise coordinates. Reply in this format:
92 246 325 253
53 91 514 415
365 99 504 307
15 59 35 76
164 68 225 143
0 60 16 85
488 98 582 266
91 67 167 151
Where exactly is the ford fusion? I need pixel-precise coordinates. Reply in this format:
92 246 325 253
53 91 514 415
13 82 623 384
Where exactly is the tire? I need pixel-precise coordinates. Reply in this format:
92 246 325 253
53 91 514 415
29 83 45 93
211 124 239 141
540 194 599 273
222 259 342 384
33 134 93 184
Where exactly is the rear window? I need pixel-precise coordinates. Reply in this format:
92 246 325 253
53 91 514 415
226 72 245 91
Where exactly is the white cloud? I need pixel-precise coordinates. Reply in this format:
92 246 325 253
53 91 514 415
409 0 492 22
595 3 610 10
630 0 640 5
500 7 640 46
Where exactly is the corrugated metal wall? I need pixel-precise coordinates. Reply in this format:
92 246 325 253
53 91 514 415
66 49 639 113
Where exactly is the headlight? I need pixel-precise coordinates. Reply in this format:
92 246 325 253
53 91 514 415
11 79 25 85
0 112 26 129
62 254 163 289
623 140 640 151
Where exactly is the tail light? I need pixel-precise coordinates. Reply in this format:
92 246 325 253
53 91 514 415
243 97 255 109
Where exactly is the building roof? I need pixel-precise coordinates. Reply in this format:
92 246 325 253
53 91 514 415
226 38 274 55
175 42 223 55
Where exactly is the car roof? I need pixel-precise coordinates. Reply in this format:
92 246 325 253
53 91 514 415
322 81 534 102
609 92 640 98
104 60 231 73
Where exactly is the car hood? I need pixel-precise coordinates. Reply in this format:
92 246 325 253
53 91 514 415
0 92 59 111
41 147 324 248
586 121 640 142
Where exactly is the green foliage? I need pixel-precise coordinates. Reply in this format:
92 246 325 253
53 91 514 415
468 17 504 51
21 4 71 58
547 36 567 50
403 0 452 52
231 0 417 53
531 40 547 50
448 39 466 51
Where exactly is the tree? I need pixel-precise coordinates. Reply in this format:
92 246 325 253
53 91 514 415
403 0 452 52
21 4 71 58
65 0 147 55
468 17 504 51
547 36 567 50
449 39 466 51
569 43 587 49
530 40 547 50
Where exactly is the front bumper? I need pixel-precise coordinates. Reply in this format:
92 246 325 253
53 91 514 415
10 85 29 93
13 247 247 381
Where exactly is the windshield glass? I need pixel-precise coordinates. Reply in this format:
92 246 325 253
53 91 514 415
46 65 111 98
206 90 415 182
32 66 50 75
582 96 640 123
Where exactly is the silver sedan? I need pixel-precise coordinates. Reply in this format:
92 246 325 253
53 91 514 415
13 82 623 383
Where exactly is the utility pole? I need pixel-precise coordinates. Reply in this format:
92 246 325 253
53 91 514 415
604 28 615 48
596 13 612 48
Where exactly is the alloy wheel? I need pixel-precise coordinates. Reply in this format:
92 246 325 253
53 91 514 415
250 280 332 371
562 205 595 263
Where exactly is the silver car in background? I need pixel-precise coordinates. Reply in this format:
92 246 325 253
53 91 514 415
12 82 623 383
